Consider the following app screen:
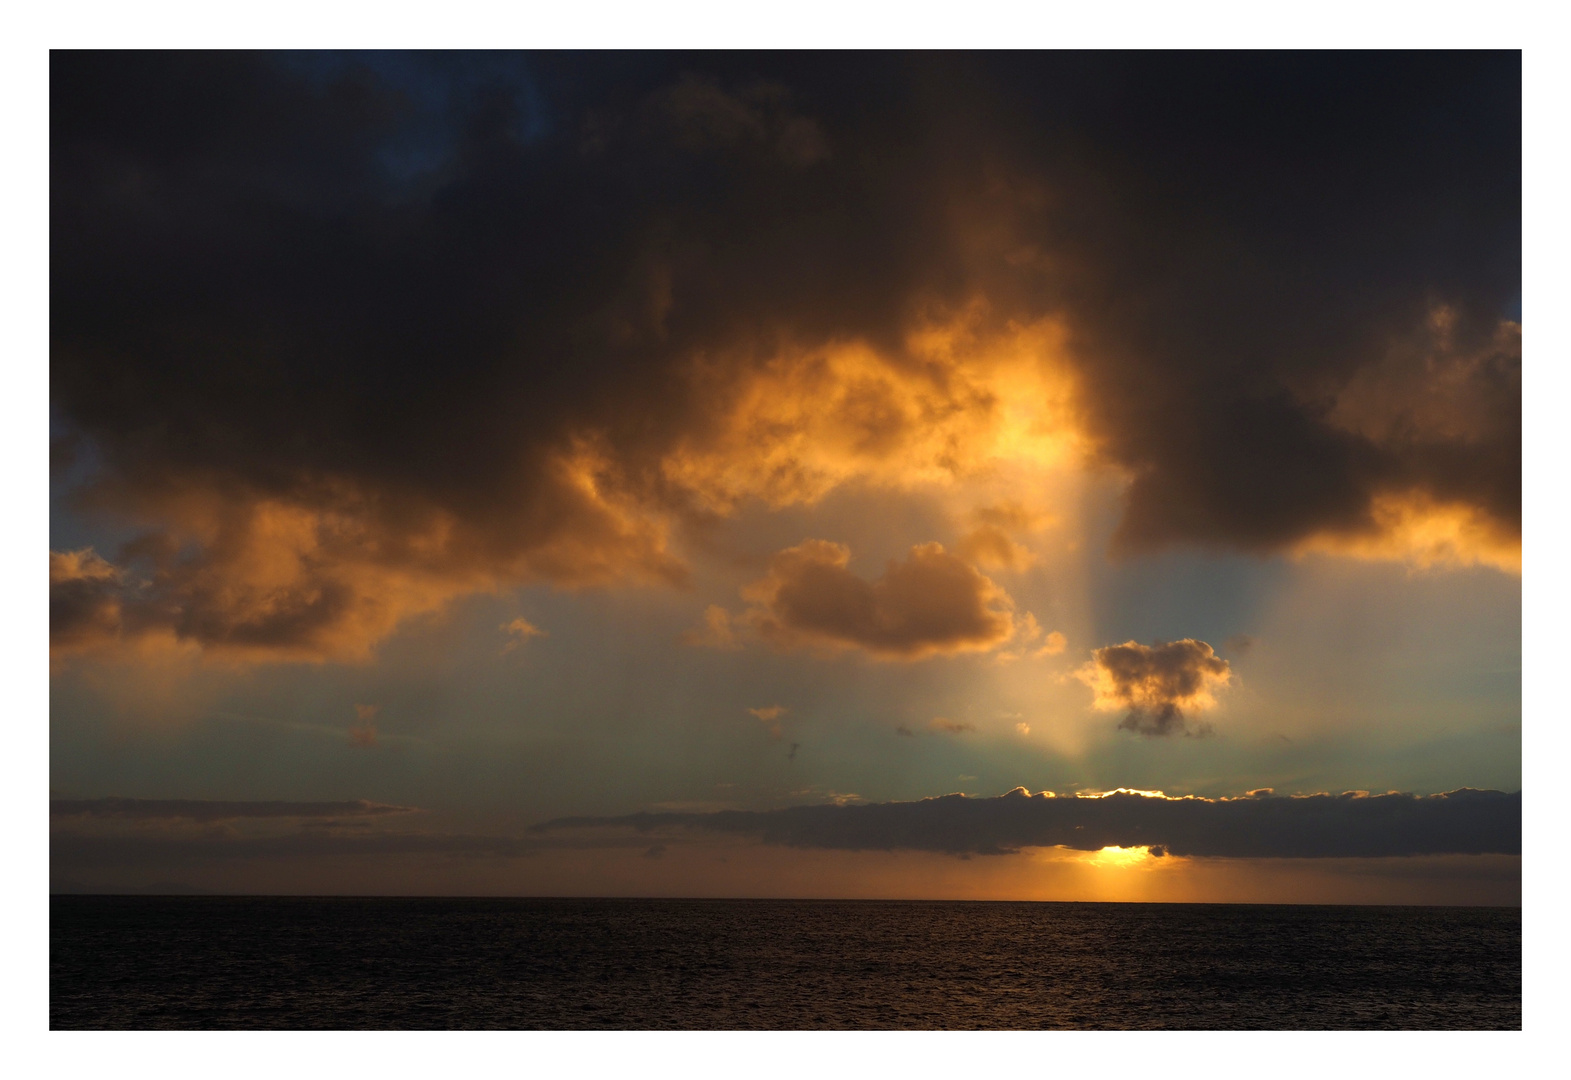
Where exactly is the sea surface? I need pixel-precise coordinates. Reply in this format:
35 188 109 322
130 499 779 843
50 896 1520 1029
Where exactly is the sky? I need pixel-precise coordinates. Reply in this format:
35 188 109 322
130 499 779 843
48 50 1522 903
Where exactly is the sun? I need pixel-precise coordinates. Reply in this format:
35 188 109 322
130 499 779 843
1090 845 1153 868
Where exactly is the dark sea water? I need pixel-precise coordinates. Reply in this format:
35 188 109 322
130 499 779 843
50 896 1520 1030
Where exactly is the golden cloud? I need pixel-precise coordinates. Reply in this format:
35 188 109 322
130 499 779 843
1308 309 1522 573
747 705 788 739
50 56 1521 682
992 614 1068 666
49 441 686 665
52 300 1519 674
681 604 742 651
659 308 1085 515
1293 490 1521 574
740 539 1017 660
500 617 547 654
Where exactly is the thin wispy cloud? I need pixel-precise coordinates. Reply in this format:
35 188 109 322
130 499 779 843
50 797 419 822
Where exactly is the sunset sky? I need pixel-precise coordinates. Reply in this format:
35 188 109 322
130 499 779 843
48 51 1521 903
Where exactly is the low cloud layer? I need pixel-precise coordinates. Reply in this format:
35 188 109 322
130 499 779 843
1078 639 1233 735
534 787 1520 859
740 540 1016 659
50 797 418 821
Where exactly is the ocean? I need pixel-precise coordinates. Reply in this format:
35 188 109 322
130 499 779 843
50 896 1520 1029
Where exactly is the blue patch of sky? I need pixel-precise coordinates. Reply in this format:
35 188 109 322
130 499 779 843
49 406 121 554
1086 547 1289 655
275 51 552 192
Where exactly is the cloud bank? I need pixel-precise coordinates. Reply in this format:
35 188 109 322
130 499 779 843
52 53 1520 663
533 787 1520 859
50 797 418 821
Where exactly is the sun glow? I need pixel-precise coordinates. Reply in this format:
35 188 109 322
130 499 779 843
659 306 1086 516
1089 845 1156 868
1293 491 1520 574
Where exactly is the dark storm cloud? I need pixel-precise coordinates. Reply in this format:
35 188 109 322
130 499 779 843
997 53 1521 558
49 549 124 655
532 787 1521 858
50 797 419 821
51 52 1520 659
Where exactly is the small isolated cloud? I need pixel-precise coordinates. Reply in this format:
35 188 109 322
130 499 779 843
747 705 787 739
500 617 547 654
995 616 1068 665
349 703 379 748
1224 633 1255 656
1016 722 1031 736
1036 631 1068 657
930 718 977 735
742 540 1015 660
681 604 742 650
1078 639 1232 736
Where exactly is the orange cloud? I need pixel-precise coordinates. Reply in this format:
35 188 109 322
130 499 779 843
49 549 125 656
1294 490 1520 574
50 55 1519 694
993 615 1068 665
1306 309 1522 573
500 617 547 654
55 297 1517 677
955 501 1051 570
681 604 742 651
747 705 788 738
955 524 1035 570
49 440 686 666
659 309 1085 516
1078 639 1232 736
741 540 1017 660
